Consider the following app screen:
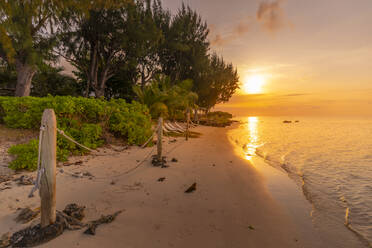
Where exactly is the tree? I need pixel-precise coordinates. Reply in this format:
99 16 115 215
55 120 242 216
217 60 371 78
58 8 125 97
0 0 128 97
0 61 16 96
0 0 64 96
133 75 198 119
128 0 164 89
104 63 138 100
158 4 210 84
197 54 239 112
31 64 79 97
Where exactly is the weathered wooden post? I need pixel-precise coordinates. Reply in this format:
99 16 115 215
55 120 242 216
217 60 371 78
194 108 198 124
157 117 163 161
186 111 190 141
40 109 57 228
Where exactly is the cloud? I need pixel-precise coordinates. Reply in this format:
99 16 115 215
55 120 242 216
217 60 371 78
284 93 310 97
257 0 291 33
210 17 252 47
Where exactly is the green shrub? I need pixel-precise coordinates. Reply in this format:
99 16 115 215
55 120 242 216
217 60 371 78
8 139 39 171
0 96 152 171
199 111 233 127
206 111 233 119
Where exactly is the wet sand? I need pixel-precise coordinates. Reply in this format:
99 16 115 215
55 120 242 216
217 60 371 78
1 126 316 248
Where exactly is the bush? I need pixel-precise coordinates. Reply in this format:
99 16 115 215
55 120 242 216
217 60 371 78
0 96 152 171
8 139 39 171
206 111 233 119
199 111 233 127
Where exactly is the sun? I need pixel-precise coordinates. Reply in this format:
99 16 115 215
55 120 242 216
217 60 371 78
243 74 266 94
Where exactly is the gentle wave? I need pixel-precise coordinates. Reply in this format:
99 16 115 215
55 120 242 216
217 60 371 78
229 117 372 247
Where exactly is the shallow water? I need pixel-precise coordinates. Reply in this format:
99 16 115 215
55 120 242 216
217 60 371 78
228 117 372 248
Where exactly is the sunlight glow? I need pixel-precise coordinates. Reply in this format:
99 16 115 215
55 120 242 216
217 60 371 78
244 117 260 160
243 74 266 94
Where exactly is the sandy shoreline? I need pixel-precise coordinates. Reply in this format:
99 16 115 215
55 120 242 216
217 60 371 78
1 126 312 248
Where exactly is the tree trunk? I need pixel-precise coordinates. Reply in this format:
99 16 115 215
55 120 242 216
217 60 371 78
15 61 36 97
95 88 105 98
94 68 110 98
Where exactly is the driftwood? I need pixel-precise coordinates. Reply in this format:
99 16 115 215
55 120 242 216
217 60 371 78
185 183 197 193
14 175 34 186
0 186 12 192
84 211 122 235
9 213 68 247
2 204 122 247
63 204 85 221
0 175 13 184
15 208 40 224
4 204 86 247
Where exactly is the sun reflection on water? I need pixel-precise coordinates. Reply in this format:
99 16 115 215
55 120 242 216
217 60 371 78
244 117 260 160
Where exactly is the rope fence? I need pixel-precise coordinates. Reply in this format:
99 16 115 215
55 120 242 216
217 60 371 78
27 109 197 228
30 114 196 194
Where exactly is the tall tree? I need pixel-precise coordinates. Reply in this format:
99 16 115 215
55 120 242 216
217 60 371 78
197 54 239 112
0 0 130 97
58 1 138 98
0 0 64 96
159 4 210 84
128 0 164 89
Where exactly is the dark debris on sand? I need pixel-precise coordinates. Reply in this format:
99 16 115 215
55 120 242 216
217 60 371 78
0 175 13 184
151 155 168 168
1 203 122 248
84 211 122 235
63 204 85 221
185 183 197 193
14 175 34 186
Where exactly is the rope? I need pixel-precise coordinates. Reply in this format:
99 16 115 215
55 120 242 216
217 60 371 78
101 124 161 179
112 145 156 178
28 119 186 188
29 125 45 198
165 138 187 156
57 128 95 153
94 145 156 181
141 129 156 149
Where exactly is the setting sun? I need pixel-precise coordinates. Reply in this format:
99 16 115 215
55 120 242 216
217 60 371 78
243 74 266 94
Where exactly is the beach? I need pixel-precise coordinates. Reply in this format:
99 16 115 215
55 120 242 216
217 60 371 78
1 125 314 248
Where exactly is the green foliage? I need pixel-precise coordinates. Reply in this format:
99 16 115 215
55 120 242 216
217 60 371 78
207 111 233 119
8 139 39 171
200 111 234 127
107 99 153 145
31 65 80 97
0 64 16 94
196 54 239 111
0 96 152 171
133 75 198 119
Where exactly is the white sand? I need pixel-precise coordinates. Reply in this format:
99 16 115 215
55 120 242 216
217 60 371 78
0 126 307 248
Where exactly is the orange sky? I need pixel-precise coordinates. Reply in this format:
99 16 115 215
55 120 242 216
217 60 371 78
163 0 372 117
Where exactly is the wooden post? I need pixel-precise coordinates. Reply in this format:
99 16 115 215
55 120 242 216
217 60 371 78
157 117 163 161
40 109 57 228
194 108 199 124
186 111 190 141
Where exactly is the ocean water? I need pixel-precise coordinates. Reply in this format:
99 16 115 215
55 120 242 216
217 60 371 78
228 117 372 247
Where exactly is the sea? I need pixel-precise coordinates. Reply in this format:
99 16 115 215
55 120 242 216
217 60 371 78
228 116 372 248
